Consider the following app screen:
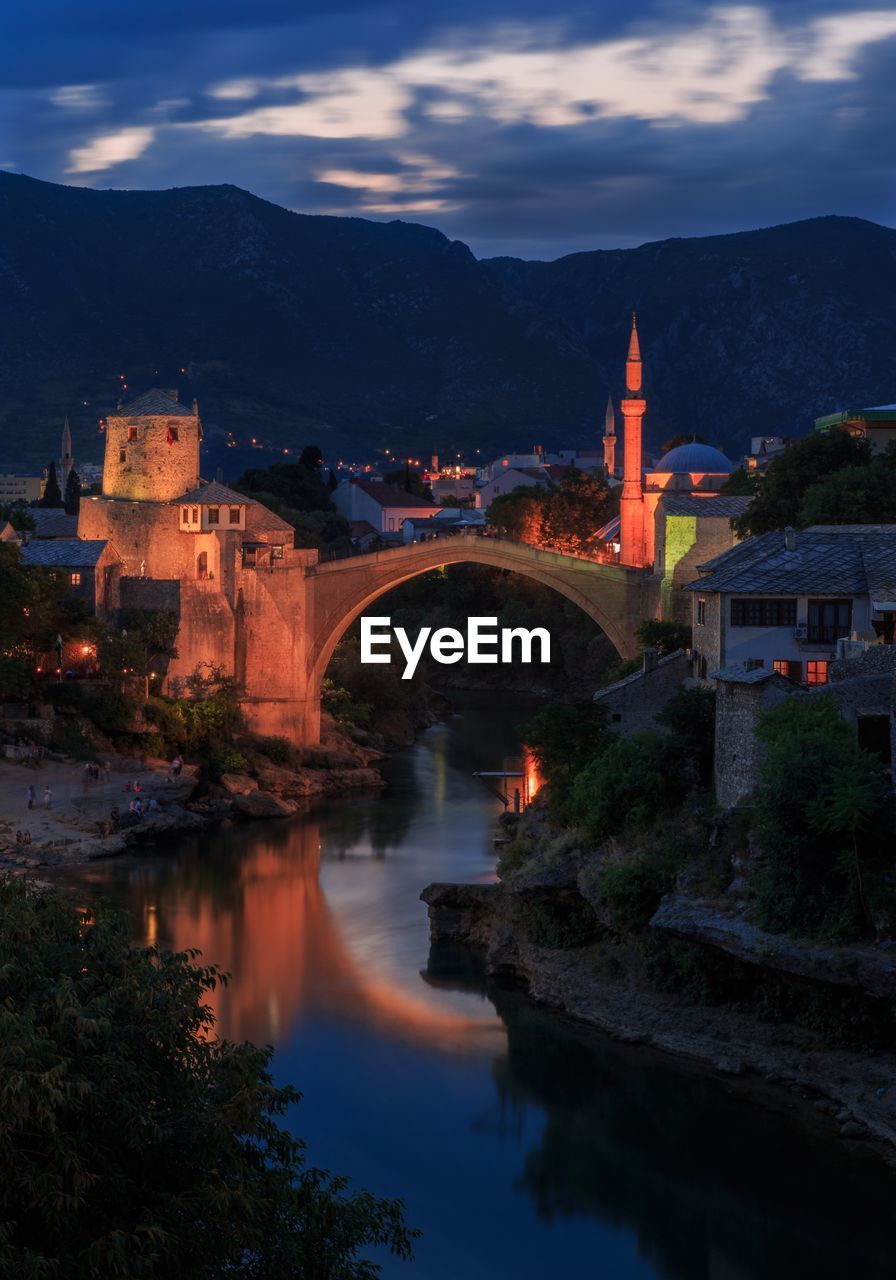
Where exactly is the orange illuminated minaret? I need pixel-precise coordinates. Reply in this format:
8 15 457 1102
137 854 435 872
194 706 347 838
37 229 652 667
602 394 616 476
619 313 647 567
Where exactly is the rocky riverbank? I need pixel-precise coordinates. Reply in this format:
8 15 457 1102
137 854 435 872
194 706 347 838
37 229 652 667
421 876 896 1166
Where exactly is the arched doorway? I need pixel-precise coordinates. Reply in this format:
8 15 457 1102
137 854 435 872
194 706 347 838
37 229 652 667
197 551 208 580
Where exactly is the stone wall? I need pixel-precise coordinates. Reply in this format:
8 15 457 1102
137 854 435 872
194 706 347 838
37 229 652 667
594 650 690 735
713 676 792 808
102 409 200 502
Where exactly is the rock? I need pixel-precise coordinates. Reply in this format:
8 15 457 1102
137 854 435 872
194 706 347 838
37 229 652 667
714 1056 745 1076
839 1121 868 1139
421 882 499 946
219 773 258 797
303 746 365 770
233 790 297 818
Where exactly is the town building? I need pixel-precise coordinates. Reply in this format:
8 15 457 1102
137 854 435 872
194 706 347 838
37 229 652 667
815 403 896 453
19 538 121 614
331 477 441 532
688 524 896 686
473 464 570 509
740 435 790 474
0 474 45 504
401 508 486 543
593 648 691 734
28 509 79 538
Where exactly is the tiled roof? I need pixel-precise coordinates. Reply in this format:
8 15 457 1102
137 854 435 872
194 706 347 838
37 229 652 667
179 480 249 505
594 649 687 700
30 509 79 538
689 525 896 596
662 494 752 519
117 389 195 418
711 664 789 685
351 479 440 509
20 539 108 568
244 504 294 537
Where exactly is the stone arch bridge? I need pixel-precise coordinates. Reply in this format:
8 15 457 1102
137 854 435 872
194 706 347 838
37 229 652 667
209 531 659 746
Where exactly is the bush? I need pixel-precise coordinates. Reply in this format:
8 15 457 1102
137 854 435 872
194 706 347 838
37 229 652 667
518 893 599 949
203 747 250 780
255 735 296 766
750 697 895 940
567 732 685 842
48 716 95 759
0 876 417 1278
523 700 612 810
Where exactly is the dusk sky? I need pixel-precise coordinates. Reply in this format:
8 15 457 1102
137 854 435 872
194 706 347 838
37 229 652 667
2 1 895 258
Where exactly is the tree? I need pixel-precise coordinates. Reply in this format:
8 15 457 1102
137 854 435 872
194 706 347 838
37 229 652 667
486 485 546 543
100 608 179 701
384 466 427 498
655 685 716 787
523 700 612 809
751 697 894 940
568 732 683 841
0 502 35 531
299 444 324 470
0 876 417 1280
0 543 93 690
635 618 690 655
488 471 617 555
235 461 333 514
660 432 707 454
64 467 81 515
327 468 339 493
41 460 63 508
733 431 871 537
720 467 759 497
797 457 896 526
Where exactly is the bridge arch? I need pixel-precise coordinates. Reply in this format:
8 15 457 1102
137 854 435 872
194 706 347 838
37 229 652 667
305 533 652 714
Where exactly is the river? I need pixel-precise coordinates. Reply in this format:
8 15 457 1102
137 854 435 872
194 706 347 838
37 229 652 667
54 693 896 1279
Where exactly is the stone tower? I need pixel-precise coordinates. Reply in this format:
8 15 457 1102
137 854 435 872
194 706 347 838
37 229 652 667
619 314 647 568
602 394 616 476
60 415 73 481
102 389 200 502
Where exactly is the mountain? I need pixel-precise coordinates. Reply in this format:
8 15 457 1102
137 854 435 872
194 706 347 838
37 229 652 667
0 170 894 475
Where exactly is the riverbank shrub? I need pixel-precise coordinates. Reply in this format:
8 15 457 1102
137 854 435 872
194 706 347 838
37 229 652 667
0 875 418 1279
750 697 894 941
523 700 612 812
518 892 600 949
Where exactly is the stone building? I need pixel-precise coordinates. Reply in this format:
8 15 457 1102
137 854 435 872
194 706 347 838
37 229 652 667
711 665 793 807
20 538 121 614
593 648 691 735
688 524 896 687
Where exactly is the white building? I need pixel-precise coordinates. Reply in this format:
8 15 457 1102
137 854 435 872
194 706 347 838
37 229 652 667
332 478 441 533
689 524 896 687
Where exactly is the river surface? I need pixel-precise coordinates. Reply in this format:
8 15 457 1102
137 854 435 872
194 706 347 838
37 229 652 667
55 694 896 1280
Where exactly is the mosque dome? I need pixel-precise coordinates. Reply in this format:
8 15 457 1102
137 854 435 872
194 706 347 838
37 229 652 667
654 442 732 474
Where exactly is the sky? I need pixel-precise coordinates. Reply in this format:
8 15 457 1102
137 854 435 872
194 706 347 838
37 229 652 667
1 1 895 259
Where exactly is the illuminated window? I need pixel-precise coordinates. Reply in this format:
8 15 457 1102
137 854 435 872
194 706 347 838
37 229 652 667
696 598 706 625
70 572 81 586
806 660 828 687
228 507 241 524
807 599 851 644
730 598 797 627
207 507 219 525
271 544 284 560
773 659 802 681
127 426 138 441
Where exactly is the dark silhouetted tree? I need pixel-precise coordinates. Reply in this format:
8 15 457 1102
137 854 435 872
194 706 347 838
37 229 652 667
63 467 81 515
41 460 63 508
299 444 324 470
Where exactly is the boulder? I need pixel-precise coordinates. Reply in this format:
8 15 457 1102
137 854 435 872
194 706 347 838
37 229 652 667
233 790 297 819
219 772 257 797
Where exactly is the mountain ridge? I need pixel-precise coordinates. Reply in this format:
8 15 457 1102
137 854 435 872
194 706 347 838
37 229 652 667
1 170 894 474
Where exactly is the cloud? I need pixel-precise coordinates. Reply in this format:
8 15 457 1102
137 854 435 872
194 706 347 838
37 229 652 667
314 154 461 211
66 125 155 173
50 84 106 110
191 7 896 141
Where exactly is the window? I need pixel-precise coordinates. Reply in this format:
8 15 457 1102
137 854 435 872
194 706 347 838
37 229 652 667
696 598 706 625
168 427 179 443
181 508 189 525
388 517 395 531
70 572 81 586
127 426 138 441
806 660 828 687
207 507 219 525
229 507 241 524
807 599 851 644
191 507 199 523
119 449 126 464
730 598 797 627
773 659 802 682
271 544 284 560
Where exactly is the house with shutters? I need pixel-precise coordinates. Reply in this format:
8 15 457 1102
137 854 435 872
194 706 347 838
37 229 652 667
688 524 896 687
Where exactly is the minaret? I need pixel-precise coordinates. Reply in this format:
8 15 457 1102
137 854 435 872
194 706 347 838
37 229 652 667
602 394 616 476
61 415 73 482
619 313 647 568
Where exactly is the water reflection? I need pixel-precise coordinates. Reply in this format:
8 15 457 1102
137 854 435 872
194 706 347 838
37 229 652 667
52 695 896 1280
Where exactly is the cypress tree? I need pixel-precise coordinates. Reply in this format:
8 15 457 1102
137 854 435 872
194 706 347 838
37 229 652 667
41 461 63 508
63 468 81 516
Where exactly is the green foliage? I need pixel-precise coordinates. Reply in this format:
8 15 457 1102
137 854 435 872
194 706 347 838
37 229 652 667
656 686 716 787
153 666 244 751
48 682 137 735
0 654 31 699
750 697 895 940
719 467 759 497
635 618 690 655
797 456 896 526
732 431 871 537
0 543 96 689
487 470 617 555
235 460 333 514
255 735 296 766
47 716 96 759
64 467 81 515
567 732 684 842
518 893 599 949
203 746 250 779
0 876 418 1279
599 860 673 934
523 699 612 808
0 502 35 531
40 459 63 508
